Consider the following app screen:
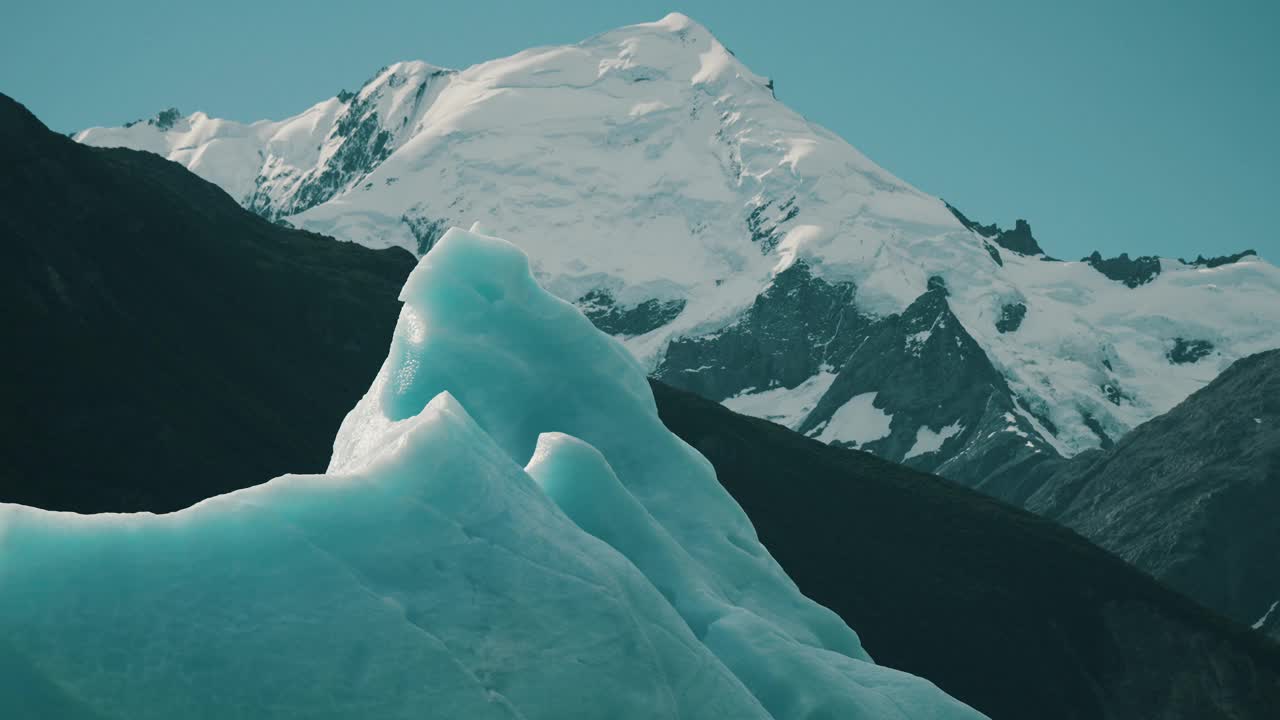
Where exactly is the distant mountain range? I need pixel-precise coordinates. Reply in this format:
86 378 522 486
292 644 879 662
5 90 1280 719
75 13 1280 499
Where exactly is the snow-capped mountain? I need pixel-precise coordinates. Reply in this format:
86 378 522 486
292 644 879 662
76 13 1280 488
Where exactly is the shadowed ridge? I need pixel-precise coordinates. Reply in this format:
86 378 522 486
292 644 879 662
650 377 1280 720
0 92 417 512
1026 348 1280 636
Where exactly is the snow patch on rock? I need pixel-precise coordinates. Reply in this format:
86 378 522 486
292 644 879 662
723 370 837 429
813 391 893 447
905 421 965 460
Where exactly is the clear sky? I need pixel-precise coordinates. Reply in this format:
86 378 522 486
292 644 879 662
4 0 1276 261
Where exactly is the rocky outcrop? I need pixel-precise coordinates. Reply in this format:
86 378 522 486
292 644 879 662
1084 250 1162 287
995 302 1026 333
123 107 180 130
577 289 686 337
813 282 1056 495
402 209 449 254
656 260 1059 493
1181 249 1258 268
944 201 1047 256
1168 337 1215 364
247 65 452 219
656 259 868 400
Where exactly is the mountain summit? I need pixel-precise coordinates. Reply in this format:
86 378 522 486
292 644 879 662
76 15 1280 488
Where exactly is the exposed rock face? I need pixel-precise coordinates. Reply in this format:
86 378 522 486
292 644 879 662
151 107 180 130
401 210 449 255
944 201 1047 256
995 302 1027 333
1025 350 1280 639
656 259 868 401
795 282 1049 482
983 241 1003 266
655 258 1059 492
1181 249 1258 268
1085 250 1162 287
248 65 453 220
0 93 416 512
653 380 1280 720
994 219 1043 256
1169 337 1216 364
577 289 686 337
123 107 180 130
746 195 799 254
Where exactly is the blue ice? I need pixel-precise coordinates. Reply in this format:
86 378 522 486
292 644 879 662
0 227 983 719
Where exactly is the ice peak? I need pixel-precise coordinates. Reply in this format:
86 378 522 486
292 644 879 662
653 11 697 31
328 226 987 718
631 12 723 49
601 13 762 86
354 59 454 103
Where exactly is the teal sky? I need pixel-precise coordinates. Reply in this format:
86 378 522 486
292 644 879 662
4 0 1276 261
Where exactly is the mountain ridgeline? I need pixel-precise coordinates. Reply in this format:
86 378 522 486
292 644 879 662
75 13 1280 511
1022 348 1280 640
0 92 415 512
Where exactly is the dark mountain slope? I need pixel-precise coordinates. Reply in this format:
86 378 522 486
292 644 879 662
652 380 1280 720
795 278 1051 484
1026 349 1280 639
0 93 416 512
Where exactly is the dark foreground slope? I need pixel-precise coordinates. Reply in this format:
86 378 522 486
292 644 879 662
652 380 1280 720
1024 349 1280 640
0 94 416 511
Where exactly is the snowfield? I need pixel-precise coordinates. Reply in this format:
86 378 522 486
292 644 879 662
77 12 1280 464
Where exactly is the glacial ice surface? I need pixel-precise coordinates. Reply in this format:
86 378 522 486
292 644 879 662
0 228 983 719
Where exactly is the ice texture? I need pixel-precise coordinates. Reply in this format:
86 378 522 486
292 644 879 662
0 228 983 719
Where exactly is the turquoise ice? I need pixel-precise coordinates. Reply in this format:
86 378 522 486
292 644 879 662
0 227 983 719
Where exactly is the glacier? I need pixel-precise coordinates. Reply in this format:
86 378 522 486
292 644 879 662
0 227 983 719
75 13 1280 479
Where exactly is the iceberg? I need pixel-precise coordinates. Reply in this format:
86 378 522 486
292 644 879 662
0 228 983 719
